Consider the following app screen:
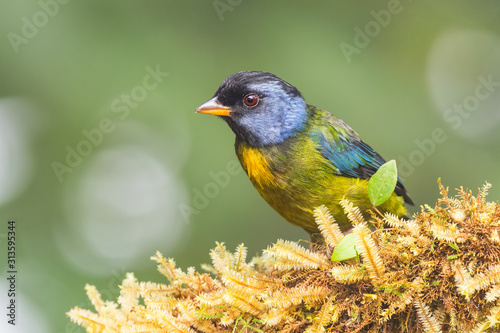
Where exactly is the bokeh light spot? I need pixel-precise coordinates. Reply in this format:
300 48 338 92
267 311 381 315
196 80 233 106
426 29 500 145
57 133 188 275
0 98 35 206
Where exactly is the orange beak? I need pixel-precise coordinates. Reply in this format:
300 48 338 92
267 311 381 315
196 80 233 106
195 97 233 117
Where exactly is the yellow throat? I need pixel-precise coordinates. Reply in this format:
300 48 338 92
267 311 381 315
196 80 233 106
238 145 279 189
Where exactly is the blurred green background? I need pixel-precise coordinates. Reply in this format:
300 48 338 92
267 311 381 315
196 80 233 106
1 1 499 332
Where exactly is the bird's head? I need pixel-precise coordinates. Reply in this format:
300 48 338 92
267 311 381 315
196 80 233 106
196 71 307 147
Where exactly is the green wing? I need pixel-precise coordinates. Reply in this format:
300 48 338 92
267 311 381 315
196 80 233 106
308 106 414 205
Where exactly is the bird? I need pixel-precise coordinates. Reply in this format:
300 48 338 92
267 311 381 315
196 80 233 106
195 71 413 243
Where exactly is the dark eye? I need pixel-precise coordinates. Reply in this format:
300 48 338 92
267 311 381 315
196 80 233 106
243 93 259 107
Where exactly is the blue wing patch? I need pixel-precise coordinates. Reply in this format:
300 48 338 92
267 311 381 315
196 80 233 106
311 130 385 178
310 129 414 205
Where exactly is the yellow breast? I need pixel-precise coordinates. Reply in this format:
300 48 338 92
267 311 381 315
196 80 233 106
238 145 279 189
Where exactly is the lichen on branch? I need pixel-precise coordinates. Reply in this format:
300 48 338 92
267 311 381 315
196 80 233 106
68 182 500 332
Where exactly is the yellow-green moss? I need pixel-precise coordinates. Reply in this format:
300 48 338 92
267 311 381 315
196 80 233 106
68 182 500 332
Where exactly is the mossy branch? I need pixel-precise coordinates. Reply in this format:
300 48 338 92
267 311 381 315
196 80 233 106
68 182 500 332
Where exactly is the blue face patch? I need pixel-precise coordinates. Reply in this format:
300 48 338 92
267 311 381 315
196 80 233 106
235 81 308 146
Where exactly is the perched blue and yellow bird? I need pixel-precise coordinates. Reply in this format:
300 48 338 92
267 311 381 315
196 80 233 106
196 71 413 242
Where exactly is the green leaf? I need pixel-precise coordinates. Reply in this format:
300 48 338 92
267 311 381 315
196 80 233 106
331 233 357 261
368 159 398 206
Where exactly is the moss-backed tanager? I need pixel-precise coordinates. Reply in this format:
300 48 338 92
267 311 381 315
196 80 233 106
196 71 413 242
